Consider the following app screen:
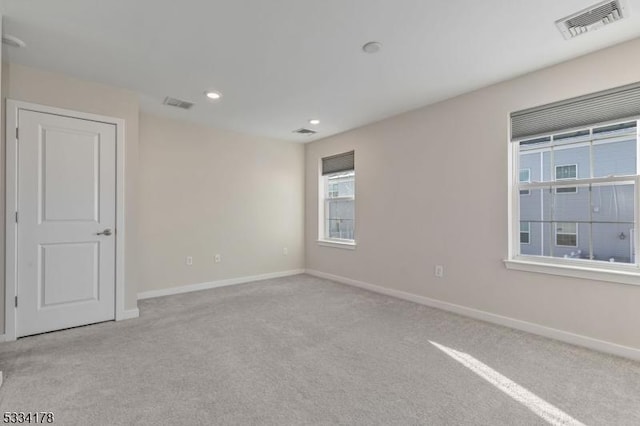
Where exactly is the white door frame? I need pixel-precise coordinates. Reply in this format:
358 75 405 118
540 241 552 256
4 100 127 341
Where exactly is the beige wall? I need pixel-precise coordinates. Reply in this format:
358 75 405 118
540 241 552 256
137 113 304 292
1 62 140 326
305 37 640 350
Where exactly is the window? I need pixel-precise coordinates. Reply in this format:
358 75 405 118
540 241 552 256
320 151 355 246
514 120 637 264
519 169 531 195
520 222 530 244
555 222 577 247
555 164 577 193
507 82 640 283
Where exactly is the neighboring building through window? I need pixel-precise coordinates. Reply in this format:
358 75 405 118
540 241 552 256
320 151 355 244
519 169 530 195
515 120 637 263
520 222 530 244
508 82 640 283
555 164 577 193
555 222 577 247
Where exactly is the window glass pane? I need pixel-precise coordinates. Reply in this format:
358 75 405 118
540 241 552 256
592 223 634 264
520 189 549 222
593 139 636 178
520 152 542 182
591 183 635 223
325 199 354 240
553 130 590 146
552 183 590 222
326 171 354 198
593 121 636 138
515 120 638 265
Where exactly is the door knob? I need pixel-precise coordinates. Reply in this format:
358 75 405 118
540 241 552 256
97 228 112 236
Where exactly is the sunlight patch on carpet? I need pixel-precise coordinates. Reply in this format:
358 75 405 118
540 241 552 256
430 341 585 426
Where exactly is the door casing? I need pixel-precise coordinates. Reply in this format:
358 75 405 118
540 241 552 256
4 100 127 341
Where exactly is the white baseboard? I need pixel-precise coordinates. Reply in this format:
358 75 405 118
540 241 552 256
118 308 140 321
305 269 640 362
137 269 305 300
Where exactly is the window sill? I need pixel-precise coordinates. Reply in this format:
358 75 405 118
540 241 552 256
317 240 356 250
504 258 640 286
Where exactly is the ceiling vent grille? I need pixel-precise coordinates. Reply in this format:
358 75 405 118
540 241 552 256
163 96 194 110
293 128 317 135
556 0 628 39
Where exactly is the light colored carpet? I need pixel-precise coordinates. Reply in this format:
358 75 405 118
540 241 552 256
1 274 639 425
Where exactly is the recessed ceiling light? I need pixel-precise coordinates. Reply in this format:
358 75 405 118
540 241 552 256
205 91 222 100
309 119 320 125
362 41 382 54
2 34 26 48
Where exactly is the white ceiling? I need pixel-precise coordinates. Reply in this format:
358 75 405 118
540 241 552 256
3 0 640 142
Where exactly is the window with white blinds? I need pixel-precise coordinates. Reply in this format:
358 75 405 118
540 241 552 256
320 151 355 246
509 83 640 275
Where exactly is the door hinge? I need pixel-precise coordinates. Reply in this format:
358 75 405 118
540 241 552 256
15 127 19 140
15 212 18 223
15 296 18 308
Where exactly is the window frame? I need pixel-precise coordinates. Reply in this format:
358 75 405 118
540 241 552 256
318 166 356 249
506 116 640 285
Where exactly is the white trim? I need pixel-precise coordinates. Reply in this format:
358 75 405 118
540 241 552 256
504 259 640 286
305 269 640 361
120 308 139 320
137 269 305 300
317 240 356 250
4 100 130 341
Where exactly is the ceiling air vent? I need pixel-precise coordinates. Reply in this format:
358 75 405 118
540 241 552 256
293 128 317 135
163 96 194 110
556 0 628 39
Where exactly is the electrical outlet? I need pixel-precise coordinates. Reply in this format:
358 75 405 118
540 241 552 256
434 265 444 278
283 247 288 256
186 256 193 266
214 254 221 263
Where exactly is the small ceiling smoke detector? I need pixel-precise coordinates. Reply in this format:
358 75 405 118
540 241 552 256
293 128 317 136
2 34 26 48
309 119 320 125
362 41 382 54
163 96 194 110
205 91 222 100
556 0 628 39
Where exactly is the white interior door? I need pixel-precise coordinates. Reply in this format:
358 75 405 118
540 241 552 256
17 109 117 337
